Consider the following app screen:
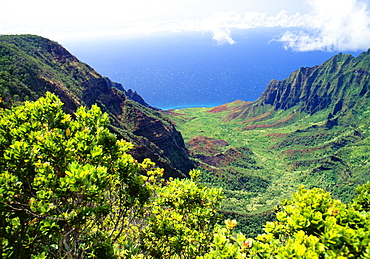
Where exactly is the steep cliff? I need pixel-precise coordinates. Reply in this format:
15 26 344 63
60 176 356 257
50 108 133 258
222 50 370 125
0 34 194 177
257 51 370 117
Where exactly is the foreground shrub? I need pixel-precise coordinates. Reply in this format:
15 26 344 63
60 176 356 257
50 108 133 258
245 185 370 258
0 93 224 258
0 93 155 258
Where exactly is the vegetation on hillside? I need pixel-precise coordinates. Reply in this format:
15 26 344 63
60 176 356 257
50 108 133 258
1 94 370 258
0 35 97 108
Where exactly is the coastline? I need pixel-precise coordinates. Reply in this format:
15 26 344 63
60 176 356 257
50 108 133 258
159 103 222 111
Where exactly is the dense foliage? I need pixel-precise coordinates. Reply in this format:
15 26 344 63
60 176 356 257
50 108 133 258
0 93 149 257
246 186 370 258
0 93 223 258
1 94 370 258
200 185 370 259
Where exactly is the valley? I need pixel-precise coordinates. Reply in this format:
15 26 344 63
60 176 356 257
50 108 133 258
168 103 363 206
164 52 370 234
166 103 367 234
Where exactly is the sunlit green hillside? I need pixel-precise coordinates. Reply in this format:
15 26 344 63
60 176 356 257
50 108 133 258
166 102 370 234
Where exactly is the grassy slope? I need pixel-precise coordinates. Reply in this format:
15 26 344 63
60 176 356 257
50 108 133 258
165 99 370 234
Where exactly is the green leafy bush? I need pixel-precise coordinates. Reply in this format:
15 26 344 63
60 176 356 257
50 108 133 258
0 93 225 258
137 169 223 258
244 186 370 258
0 93 155 258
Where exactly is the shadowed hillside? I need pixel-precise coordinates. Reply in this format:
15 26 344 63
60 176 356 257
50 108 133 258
0 34 195 178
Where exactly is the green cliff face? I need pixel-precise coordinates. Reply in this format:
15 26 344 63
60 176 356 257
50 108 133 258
255 51 370 118
0 34 194 178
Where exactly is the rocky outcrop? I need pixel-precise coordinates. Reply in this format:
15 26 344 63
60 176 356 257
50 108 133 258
122 101 194 177
105 78 153 108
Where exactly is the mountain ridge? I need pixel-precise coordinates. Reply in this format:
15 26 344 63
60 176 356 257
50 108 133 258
0 34 194 178
252 51 370 117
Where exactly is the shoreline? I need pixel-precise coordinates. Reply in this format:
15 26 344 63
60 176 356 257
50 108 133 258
159 103 222 111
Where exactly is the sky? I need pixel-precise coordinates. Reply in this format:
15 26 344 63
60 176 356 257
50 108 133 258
0 0 370 52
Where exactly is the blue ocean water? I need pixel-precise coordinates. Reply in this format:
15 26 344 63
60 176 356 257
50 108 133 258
65 28 362 109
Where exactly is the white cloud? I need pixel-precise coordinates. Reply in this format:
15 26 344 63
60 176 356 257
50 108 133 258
279 0 370 51
196 10 304 45
193 0 370 51
212 28 236 45
199 12 240 45
239 10 305 29
0 0 305 45
2 0 368 51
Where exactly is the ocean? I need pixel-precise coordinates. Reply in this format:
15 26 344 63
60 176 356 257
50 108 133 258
65 28 362 110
